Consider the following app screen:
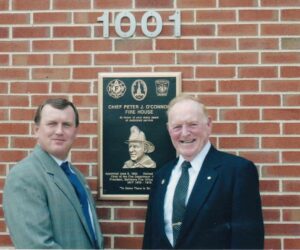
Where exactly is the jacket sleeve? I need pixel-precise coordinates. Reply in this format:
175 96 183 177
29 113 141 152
231 160 265 249
3 166 62 249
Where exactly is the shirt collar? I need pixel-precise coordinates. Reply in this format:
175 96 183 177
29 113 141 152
49 154 68 167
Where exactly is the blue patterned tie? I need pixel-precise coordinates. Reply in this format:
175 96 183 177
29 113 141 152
61 161 98 248
172 161 191 244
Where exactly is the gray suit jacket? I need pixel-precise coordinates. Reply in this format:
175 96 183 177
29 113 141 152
3 145 104 249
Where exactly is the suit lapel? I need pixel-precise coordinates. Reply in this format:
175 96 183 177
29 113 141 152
63 163 97 243
176 146 221 244
156 159 178 244
33 145 94 243
52 165 95 243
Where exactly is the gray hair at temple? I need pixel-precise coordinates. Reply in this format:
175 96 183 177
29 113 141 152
34 98 80 127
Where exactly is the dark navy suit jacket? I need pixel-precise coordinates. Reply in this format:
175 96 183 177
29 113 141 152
143 145 264 249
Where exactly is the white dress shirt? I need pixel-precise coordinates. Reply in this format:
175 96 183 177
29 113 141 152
163 141 211 246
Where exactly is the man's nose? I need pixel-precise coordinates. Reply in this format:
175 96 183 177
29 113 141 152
55 124 63 134
181 124 190 135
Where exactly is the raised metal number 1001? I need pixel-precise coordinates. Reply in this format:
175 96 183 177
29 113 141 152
97 10 181 38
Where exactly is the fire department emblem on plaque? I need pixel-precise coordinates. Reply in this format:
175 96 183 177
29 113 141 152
106 79 126 99
131 79 147 101
155 80 169 96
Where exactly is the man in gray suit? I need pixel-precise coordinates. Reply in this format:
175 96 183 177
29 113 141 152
3 98 103 249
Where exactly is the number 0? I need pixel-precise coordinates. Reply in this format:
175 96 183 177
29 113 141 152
115 11 136 38
141 11 163 38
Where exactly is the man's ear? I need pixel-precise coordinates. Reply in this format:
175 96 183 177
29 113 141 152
74 126 79 136
143 143 148 153
33 124 39 136
207 116 212 126
206 116 213 133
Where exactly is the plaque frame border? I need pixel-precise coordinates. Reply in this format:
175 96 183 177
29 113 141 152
98 72 181 200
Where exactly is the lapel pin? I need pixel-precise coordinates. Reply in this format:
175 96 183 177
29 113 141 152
161 179 165 185
207 176 212 180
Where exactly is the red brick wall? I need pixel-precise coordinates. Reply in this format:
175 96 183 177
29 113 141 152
1 0 300 249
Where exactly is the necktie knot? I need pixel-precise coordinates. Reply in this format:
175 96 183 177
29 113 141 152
60 161 71 175
181 161 191 170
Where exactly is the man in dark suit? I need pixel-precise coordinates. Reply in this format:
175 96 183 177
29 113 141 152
3 98 103 249
143 94 264 249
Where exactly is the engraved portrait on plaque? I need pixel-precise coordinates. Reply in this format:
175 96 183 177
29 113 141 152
123 125 156 169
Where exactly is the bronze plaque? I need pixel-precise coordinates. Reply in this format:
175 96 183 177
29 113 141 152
98 72 181 200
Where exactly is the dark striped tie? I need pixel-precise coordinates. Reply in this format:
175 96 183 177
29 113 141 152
172 161 191 244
